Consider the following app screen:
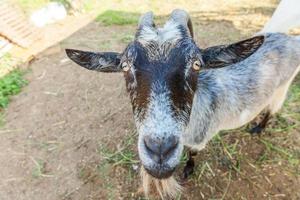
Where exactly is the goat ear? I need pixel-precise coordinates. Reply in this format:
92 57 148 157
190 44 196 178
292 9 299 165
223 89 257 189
65 49 121 72
202 35 264 68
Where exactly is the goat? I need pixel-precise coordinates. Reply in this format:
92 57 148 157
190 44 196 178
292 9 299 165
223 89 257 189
66 1 300 198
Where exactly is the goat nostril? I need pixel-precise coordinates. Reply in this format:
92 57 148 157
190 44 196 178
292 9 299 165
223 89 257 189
161 136 179 156
144 136 161 155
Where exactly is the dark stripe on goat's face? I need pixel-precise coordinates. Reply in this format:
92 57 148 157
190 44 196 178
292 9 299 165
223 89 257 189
166 44 199 124
123 44 151 121
168 66 198 123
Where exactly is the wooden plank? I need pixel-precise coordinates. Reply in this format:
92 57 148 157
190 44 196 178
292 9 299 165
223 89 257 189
0 1 42 48
0 37 12 57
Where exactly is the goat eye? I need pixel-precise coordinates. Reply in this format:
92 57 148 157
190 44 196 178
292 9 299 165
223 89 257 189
122 62 131 72
192 60 201 71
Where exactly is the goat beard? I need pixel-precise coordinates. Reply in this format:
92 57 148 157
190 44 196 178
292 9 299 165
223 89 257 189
140 166 182 199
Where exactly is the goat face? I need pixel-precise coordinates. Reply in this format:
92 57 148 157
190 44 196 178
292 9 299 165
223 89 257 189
66 10 200 179
124 22 202 178
66 10 264 182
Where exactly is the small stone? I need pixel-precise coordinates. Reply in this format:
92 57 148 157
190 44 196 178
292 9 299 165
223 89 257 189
132 164 138 171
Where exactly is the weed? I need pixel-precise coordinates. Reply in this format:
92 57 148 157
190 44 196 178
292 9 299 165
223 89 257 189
265 114 296 133
31 157 52 178
288 82 300 103
82 0 101 12
120 34 134 43
180 149 189 164
259 138 299 169
111 32 134 44
32 159 45 178
210 133 243 173
96 10 139 26
0 54 16 71
0 112 4 127
284 78 300 122
98 132 138 168
256 151 269 164
99 145 139 167
97 136 138 199
0 70 28 109
99 41 112 50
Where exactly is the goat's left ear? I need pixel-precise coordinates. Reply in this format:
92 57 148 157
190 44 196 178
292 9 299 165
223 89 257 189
65 49 121 72
201 35 265 69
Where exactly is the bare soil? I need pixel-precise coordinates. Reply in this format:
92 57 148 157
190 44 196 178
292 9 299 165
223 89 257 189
0 1 299 200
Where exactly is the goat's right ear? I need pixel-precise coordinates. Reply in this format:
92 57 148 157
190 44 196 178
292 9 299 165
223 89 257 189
65 49 122 72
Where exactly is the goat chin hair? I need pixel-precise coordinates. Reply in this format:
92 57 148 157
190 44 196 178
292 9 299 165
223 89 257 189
261 0 300 34
140 166 182 199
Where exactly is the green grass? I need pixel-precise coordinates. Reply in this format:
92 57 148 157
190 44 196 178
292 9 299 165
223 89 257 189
99 145 139 167
119 34 134 43
288 82 300 103
96 10 139 26
260 139 291 158
180 150 189 164
99 40 112 50
211 133 242 172
31 157 53 178
31 158 45 178
284 77 300 122
0 53 19 72
96 133 138 199
98 132 139 168
0 54 27 125
0 70 28 109
260 139 299 167
82 0 99 12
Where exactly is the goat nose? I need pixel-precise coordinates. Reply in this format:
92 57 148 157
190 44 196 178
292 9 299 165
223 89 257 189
144 135 179 163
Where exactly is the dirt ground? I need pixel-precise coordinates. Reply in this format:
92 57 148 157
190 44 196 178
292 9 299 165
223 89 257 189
0 0 299 199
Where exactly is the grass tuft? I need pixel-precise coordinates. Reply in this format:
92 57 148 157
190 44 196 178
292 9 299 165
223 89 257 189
31 157 52 178
99 145 139 167
96 10 139 26
98 132 139 168
260 139 299 167
0 70 28 109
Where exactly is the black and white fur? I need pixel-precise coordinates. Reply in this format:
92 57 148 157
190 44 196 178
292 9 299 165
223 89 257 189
184 33 300 150
65 2 300 198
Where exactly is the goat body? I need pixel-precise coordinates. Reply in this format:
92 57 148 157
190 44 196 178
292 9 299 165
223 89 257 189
184 33 300 150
